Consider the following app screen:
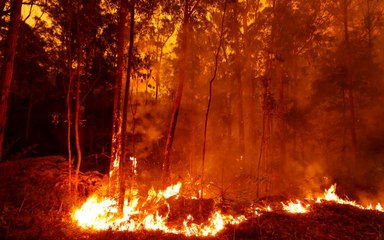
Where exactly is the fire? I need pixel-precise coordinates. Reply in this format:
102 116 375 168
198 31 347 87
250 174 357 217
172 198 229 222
316 184 383 212
281 200 310 213
72 182 247 236
73 182 383 236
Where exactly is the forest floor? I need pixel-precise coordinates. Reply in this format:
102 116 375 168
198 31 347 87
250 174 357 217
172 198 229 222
0 156 384 240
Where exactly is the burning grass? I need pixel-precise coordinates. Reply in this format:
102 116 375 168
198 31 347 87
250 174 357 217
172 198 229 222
71 181 384 238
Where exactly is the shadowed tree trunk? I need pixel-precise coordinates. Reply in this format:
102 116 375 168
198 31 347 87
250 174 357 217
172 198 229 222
162 0 192 183
66 16 73 192
257 0 277 198
74 17 83 192
233 0 246 163
202 0 228 199
110 0 129 196
0 0 23 160
342 0 358 167
118 0 135 214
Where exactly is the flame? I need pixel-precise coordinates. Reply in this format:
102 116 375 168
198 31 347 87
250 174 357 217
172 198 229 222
73 182 383 236
376 203 383 211
72 182 246 236
162 182 181 199
281 200 310 213
316 184 383 212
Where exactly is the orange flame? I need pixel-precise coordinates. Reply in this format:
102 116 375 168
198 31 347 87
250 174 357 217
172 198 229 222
282 200 310 213
73 182 383 236
72 182 246 236
316 184 383 212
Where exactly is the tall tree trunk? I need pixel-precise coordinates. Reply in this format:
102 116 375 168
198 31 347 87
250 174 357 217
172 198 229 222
0 0 22 160
233 0 246 162
342 0 358 166
276 60 286 164
118 0 135 214
202 0 228 199
257 0 276 198
66 21 73 193
74 22 83 192
110 0 129 195
162 0 190 183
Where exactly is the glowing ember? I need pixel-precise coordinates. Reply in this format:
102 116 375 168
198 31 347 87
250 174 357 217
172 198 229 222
282 200 310 213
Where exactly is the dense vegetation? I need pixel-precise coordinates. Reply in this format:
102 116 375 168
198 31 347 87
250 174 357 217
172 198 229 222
1 0 384 203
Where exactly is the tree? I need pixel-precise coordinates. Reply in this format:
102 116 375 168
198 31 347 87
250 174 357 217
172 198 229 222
342 0 358 167
74 7 83 192
162 0 200 183
202 0 228 199
110 0 130 196
0 0 23 160
118 0 136 213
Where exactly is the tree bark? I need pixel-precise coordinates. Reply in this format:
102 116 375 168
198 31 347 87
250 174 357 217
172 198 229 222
118 0 135 214
162 0 190 183
74 20 83 192
66 19 73 193
0 0 23 160
110 0 129 196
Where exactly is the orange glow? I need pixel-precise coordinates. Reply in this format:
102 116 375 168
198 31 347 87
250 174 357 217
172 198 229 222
73 183 383 236
281 200 310 213
316 184 383 211
72 182 247 237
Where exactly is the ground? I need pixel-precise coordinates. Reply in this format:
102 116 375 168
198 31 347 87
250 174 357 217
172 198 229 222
0 156 383 239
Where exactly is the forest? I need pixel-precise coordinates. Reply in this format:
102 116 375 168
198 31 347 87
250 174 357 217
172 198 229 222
1 0 384 239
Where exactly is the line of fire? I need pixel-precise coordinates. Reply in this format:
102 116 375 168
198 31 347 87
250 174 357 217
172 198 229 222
1 0 384 239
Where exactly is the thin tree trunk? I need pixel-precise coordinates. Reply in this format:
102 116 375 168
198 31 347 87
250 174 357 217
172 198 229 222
201 0 228 199
0 0 23 160
118 0 135 214
163 0 190 183
276 60 286 164
74 23 83 192
233 0 246 161
66 23 73 193
343 0 358 165
257 112 266 198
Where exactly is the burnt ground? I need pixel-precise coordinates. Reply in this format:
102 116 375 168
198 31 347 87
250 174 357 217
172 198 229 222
0 156 384 240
